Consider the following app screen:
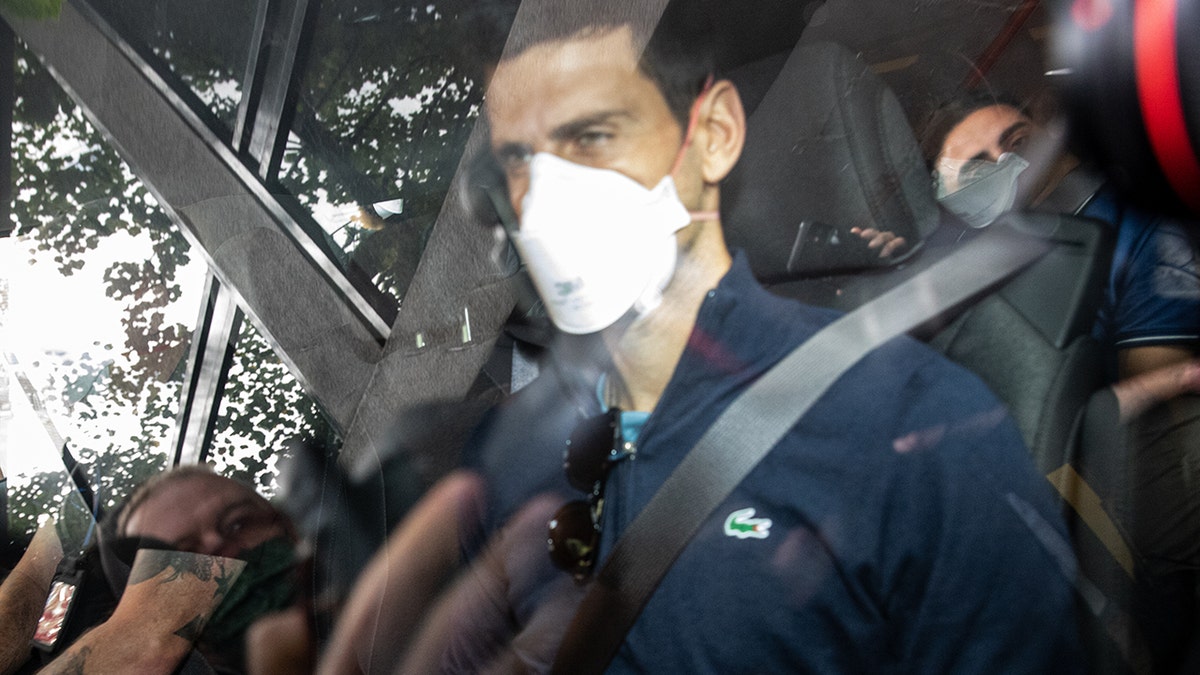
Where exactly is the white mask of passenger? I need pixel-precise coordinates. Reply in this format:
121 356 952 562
935 152 1031 228
510 152 692 334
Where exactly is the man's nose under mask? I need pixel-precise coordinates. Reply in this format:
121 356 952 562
509 153 693 334
935 152 1031 229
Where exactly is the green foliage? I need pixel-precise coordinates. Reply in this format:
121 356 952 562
0 0 61 20
5 0 501 527
279 0 508 302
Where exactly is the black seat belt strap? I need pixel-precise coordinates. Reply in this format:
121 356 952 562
550 228 1050 674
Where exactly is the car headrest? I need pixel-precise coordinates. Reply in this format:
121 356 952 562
722 41 940 281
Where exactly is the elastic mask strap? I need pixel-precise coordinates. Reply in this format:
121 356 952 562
671 75 721 223
669 74 714 177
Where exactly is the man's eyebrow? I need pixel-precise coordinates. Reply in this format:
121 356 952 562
493 141 532 164
491 110 635 164
215 497 265 526
548 110 633 142
163 498 265 550
997 120 1031 149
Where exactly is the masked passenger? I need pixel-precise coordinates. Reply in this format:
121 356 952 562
921 91 1200 382
925 91 1200 671
323 3 1085 672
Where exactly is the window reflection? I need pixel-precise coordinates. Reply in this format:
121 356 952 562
83 0 255 133
206 317 342 497
277 0 513 304
1 43 206 532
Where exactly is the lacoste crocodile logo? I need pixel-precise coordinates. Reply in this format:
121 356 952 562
724 507 772 539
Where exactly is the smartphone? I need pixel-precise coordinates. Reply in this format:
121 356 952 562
786 220 908 276
31 572 81 651
787 221 862 275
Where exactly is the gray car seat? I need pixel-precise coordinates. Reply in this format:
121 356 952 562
721 40 1142 674
723 41 1111 471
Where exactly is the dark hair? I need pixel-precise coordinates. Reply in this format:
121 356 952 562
486 0 717 128
917 90 1027 168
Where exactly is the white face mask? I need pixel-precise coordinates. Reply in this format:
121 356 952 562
934 152 1031 228
509 152 692 334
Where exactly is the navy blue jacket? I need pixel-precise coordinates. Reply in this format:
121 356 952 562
461 253 1084 673
1085 186 1200 366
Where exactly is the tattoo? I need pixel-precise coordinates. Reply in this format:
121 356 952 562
127 550 239 597
211 559 239 601
128 550 211 586
174 614 208 642
53 645 92 675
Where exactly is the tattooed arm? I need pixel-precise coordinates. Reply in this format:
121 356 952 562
39 549 245 675
0 521 63 675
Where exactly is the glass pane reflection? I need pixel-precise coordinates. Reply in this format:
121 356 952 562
207 317 342 497
83 0 256 133
278 0 513 304
1 43 207 532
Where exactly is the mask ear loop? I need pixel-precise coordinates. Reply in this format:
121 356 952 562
670 74 714 176
672 75 722 223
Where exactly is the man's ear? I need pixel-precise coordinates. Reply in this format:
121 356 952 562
696 79 746 184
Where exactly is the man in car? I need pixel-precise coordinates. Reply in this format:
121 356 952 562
921 91 1200 382
924 91 1200 671
324 3 1084 672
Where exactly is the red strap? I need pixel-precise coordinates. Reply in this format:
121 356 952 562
1133 0 1200 212
669 75 715 177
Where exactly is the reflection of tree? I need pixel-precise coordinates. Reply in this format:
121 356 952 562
3 39 326 528
6 469 94 552
4 441 157 552
86 0 254 130
280 0 512 301
4 0 515 528
12 49 192 397
7 45 188 523
208 318 341 496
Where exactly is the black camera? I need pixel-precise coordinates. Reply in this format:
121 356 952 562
1054 0 1200 219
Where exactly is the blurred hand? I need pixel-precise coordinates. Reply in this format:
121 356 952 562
851 227 907 259
1113 358 1200 422
246 606 312 675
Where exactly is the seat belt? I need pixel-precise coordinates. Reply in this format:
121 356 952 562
1034 167 1107 217
550 226 1052 674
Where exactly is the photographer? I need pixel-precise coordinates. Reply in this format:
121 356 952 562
7 465 302 675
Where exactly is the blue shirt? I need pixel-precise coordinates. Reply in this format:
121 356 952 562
460 253 1083 673
1085 186 1200 364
